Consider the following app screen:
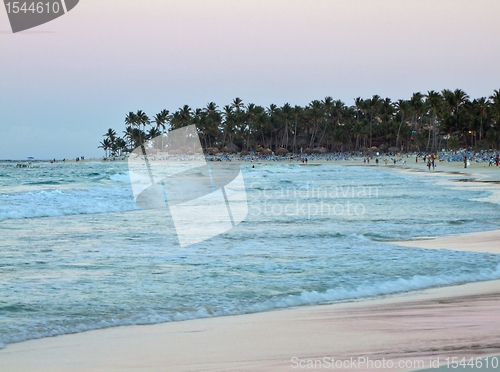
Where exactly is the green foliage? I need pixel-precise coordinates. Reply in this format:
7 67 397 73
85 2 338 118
101 90 500 155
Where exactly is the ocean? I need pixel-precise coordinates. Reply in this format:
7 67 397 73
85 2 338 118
1 161 500 348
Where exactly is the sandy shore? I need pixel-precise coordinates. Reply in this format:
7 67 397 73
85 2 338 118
1 276 499 372
1 161 500 371
394 229 500 254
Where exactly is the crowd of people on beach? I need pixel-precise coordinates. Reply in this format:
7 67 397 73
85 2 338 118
42 149 500 168
121 149 500 169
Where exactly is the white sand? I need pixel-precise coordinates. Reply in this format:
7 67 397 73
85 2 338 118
394 229 500 254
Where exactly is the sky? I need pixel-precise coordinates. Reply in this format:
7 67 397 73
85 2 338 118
1 0 499 159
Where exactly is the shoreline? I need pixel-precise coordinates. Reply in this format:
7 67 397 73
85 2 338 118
1 275 499 371
1 162 500 371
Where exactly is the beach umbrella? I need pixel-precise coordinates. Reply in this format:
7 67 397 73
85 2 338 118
276 148 289 155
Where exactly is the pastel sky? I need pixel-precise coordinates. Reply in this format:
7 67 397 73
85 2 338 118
1 0 499 159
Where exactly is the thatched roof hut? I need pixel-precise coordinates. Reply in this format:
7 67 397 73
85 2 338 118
275 148 289 155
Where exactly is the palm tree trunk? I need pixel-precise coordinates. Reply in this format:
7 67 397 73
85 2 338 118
293 118 298 153
396 118 403 149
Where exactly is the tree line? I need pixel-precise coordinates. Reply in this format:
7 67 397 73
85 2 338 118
99 89 500 157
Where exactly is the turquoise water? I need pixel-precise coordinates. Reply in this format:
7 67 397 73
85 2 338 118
1 161 500 348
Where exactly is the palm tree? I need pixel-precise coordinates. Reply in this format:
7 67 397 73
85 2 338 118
123 126 135 151
475 97 489 142
203 102 221 149
153 109 169 150
135 110 150 133
368 95 382 148
115 138 127 155
153 109 169 133
244 103 258 150
179 105 193 127
305 100 323 148
425 91 442 152
125 111 137 129
98 138 111 157
231 97 244 112
105 128 116 142
222 105 235 148
147 127 161 141
394 99 408 149
409 92 424 151
292 105 302 153
280 103 293 149
125 111 149 147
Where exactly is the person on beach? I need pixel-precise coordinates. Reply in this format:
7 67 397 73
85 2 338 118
393 158 397 165
416 156 418 163
384 159 388 166
489 156 494 166
375 158 379 165
496 154 499 166
464 156 468 168
427 159 431 170
305 157 308 164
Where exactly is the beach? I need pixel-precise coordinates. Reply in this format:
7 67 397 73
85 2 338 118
0 232 499 372
4 0 500 369
1 159 500 371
